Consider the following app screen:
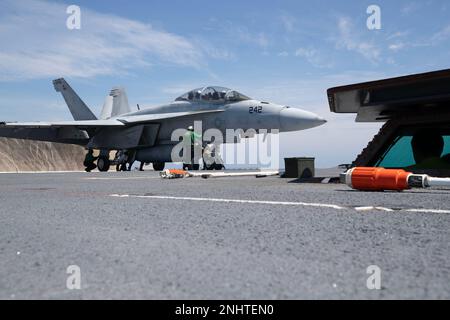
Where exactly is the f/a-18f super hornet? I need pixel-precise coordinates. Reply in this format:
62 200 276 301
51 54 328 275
0 79 327 171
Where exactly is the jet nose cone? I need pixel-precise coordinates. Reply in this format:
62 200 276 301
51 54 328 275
279 107 327 132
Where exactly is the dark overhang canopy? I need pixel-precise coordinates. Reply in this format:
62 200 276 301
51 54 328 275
327 69 450 122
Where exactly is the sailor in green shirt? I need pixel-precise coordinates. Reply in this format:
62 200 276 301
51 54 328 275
183 126 202 170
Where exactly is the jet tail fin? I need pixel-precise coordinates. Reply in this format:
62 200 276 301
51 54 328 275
99 87 131 119
110 87 131 117
99 95 113 120
53 78 97 121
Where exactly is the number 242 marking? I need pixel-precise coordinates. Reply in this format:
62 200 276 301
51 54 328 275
249 106 263 114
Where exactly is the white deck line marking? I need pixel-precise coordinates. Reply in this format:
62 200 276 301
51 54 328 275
85 177 159 180
109 194 450 214
110 194 345 210
355 206 394 212
0 171 85 174
405 208 450 214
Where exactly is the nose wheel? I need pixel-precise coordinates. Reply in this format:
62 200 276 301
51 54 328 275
97 156 111 172
152 162 165 171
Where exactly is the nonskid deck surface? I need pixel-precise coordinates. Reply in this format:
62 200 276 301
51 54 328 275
1 171 449 299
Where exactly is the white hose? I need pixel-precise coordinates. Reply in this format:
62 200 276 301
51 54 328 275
426 177 450 188
194 171 280 178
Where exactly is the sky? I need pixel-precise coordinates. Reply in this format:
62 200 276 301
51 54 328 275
1 0 450 167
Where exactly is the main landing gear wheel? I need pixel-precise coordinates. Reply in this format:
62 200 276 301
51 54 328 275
97 157 111 172
204 162 225 170
182 163 200 171
152 162 165 171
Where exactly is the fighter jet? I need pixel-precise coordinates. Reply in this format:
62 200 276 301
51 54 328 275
0 79 326 171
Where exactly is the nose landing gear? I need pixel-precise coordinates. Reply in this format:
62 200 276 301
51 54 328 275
152 162 165 171
97 156 111 172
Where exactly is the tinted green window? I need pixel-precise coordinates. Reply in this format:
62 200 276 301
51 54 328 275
377 135 450 168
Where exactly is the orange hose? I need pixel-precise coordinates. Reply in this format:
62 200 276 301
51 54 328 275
166 169 188 175
350 167 411 191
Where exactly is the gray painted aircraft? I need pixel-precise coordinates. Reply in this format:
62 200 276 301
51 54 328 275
0 78 326 171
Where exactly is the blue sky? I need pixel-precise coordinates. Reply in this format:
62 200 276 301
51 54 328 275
1 0 450 167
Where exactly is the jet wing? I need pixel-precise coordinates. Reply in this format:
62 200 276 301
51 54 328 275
0 119 125 128
0 109 224 128
116 109 225 124
0 109 225 146
0 119 121 146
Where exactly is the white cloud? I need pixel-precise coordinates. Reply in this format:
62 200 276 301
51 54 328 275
280 14 296 33
212 21 270 49
0 95 69 121
401 2 421 16
335 17 381 63
431 25 450 44
161 85 198 96
388 43 405 52
295 48 315 58
0 0 226 81
294 47 333 68
238 29 270 48
386 31 409 40
386 57 397 66
386 25 450 50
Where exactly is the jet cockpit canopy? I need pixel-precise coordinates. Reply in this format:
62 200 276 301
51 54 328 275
175 86 251 103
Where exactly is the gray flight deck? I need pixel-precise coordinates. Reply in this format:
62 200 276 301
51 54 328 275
1 171 449 299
